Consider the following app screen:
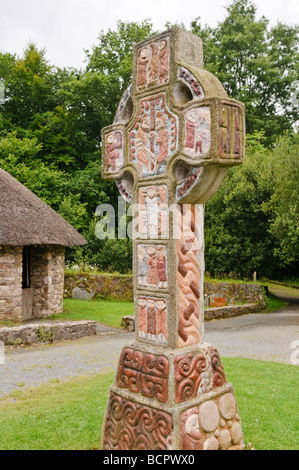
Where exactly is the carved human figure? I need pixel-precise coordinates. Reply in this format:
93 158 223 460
146 298 156 340
106 131 122 171
138 245 148 287
137 46 150 89
185 110 197 153
155 112 169 173
157 246 167 288
195 130 203 154
155 298 167 343
136 114 156 175
158 40 169 84
147 246 158 287
148 44 159 86
138 297 147 338
139 186 167 238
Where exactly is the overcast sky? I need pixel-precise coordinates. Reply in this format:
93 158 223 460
1 0 298 69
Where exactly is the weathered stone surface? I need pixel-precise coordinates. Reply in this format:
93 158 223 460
0 321 96 346
100 28 245 451
219 392 237 420
72 286 95 300
65 272 266 308
199 401 220 432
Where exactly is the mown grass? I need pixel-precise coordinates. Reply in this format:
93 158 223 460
0 358 298 450
51 298 134 328
54 291 285 329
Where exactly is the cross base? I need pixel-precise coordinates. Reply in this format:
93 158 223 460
102 341 244 450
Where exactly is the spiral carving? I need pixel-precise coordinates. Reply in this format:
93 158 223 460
103 393 173 450
175 346 227 403
117 347 169 402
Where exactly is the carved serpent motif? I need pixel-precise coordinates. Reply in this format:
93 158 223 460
176 204 201 347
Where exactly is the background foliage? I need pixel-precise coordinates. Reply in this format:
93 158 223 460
0 0 298 278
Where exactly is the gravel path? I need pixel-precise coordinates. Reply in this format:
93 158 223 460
0 305 298 398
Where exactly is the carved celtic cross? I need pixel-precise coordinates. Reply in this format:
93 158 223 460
101 29 245 451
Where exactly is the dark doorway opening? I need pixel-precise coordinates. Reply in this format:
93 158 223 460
22 246 31 289
22 246 34 320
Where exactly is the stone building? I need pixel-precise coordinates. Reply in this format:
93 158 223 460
0 169 86 322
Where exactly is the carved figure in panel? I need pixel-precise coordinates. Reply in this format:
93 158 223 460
104 130 124 172
138 185 168 238
138 244 168 289
136 38 170 90
130 94 178 177
138 295 168 344
184 107 211 156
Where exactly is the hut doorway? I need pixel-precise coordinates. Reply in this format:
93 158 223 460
22 247 34 320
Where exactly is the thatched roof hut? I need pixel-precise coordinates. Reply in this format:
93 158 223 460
0 169 87 322
0 169 86 247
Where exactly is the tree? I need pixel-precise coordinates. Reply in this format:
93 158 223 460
191 0 299 145
204 132 299 279
262 134 299 268
85 20 154 127
2 44 57 128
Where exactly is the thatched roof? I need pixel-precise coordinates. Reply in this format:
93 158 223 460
0 169 87 247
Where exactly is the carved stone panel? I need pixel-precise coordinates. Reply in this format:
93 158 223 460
103 393 173 450
116 347 169 402
138 295 168 345
137 244 168 289
129 94 178 177
174 346 227 403
136 37 170 91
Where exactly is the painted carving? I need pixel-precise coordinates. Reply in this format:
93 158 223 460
104 130 124 172
178 67 204 99
101 29 245 451
184 107 211 156
138 244 168 288
138 185 168 238
116 180 133 204
114 84 132 123
138 295 167 344
130 94 178 177
176 168 201 200
116 347 169 402
137 38 170 90
175 346 227 403
176 205 201 347
180 407 202 450
219 102 242 160
103 393 173 450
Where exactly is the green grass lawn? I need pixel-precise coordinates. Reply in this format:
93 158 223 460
0 358 298 450
49 291 287 331
51 298 134 328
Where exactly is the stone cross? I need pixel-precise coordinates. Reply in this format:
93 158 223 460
101 29 245 451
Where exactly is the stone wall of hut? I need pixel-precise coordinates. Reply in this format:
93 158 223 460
30 245 65 318
0 246 23 322
0 245 65 322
